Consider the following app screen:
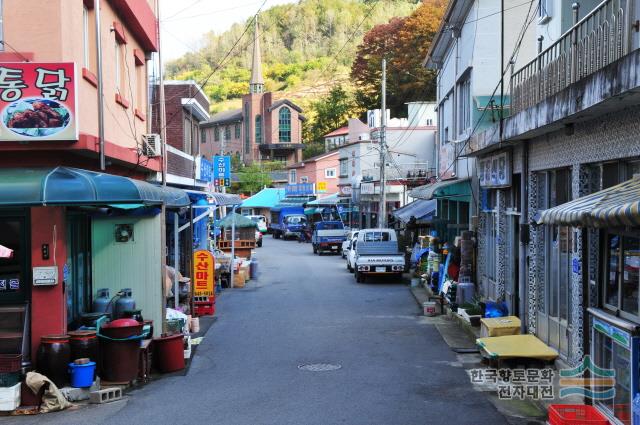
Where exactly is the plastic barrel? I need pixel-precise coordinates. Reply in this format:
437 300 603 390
68 362 96 388
153 334 185 373
98 336 140 382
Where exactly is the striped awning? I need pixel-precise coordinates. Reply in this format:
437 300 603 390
538 177 640 227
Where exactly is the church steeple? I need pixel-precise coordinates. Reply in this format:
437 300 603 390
249 14 264 94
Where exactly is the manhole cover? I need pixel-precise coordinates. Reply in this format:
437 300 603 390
298 363 342 372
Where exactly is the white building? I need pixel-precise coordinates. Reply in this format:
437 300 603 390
339 103 438 228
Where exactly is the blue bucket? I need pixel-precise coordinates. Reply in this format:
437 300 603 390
68 361 96 388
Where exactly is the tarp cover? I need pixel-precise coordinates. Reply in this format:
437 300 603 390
476 334 559 361
306 193 340 206
392 199 436 223
0 167 190 207
538 176 640 227
241 188 285 208
218 212 257 229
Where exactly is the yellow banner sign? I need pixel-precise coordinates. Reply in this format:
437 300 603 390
317 181 327 192
193 250 215 297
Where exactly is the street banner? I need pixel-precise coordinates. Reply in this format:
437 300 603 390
213 155 231 187
0 62 77 141
193 250 215 297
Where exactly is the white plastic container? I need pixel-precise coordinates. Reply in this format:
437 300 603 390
0 383 20 411
422 301 437 317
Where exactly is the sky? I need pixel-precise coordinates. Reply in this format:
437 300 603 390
160 0 298 62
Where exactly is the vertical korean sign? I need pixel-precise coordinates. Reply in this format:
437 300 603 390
213 155 231 187
193 250 215 297
0 63 77 141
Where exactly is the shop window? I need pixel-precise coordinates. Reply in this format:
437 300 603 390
604 232 640 319
224 125 231 141
235 123 241 139
0 215 27 304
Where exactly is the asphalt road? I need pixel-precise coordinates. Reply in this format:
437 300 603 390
8 236 507 425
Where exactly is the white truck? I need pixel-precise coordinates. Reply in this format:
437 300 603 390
353 229 405 283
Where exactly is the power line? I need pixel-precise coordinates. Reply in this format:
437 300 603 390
435 0 538 184
0 40 30 62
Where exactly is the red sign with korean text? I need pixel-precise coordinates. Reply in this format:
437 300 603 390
193 250 215 297
0 62 77 141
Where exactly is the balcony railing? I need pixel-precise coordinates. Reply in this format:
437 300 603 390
362 163 435 183
510 0 630 115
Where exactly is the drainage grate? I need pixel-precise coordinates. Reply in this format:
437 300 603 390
298 363 342 372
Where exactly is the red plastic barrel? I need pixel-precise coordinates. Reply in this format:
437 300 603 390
153 334 185 373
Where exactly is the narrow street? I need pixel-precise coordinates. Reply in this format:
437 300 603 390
7 237 506 425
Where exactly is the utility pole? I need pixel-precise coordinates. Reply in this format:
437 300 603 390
157 0 167 187
221 129 227 216
379 58 387 229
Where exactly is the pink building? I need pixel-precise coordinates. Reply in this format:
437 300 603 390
286 151 340 198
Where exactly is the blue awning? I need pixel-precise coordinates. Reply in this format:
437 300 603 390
0 167 191 208
392 199 437 223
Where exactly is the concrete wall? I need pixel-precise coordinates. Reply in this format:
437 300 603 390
91 214 163 337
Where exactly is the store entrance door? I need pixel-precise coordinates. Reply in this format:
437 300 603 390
537 225 571 358
0 211 29 304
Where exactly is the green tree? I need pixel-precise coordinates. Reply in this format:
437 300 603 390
303 85 363 159
235 161 284 195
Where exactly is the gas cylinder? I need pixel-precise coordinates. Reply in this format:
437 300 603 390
114 288 136 319
92 288 112 314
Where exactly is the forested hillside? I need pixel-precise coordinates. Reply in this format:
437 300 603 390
166 0 420 113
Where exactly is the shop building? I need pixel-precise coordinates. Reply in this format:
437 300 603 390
286 150 340 197
0 0 177 367
412 0 537 286
467 1 640 422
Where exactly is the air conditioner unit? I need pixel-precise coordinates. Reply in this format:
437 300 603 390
142 134 161 157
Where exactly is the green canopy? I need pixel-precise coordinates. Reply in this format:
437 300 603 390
218 212 257 229
0 167 191 208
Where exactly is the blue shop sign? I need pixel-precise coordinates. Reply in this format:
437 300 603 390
213 156 231 187
199 157 213 182
285 183 314 196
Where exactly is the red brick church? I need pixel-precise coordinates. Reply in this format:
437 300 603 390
201 17 305 165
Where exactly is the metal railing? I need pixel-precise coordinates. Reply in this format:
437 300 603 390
510 0 631 115
362 163 435 182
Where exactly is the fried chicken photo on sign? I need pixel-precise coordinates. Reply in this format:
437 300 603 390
7 101 63 128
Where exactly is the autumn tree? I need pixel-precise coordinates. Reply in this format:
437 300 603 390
351 0 446 115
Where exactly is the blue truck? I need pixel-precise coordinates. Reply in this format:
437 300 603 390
311 221 346 254
269 205 306 239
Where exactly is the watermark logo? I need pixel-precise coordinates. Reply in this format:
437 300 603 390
559 355 615 400
469 368 555 400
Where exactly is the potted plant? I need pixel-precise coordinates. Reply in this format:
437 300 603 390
457 298 483 326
